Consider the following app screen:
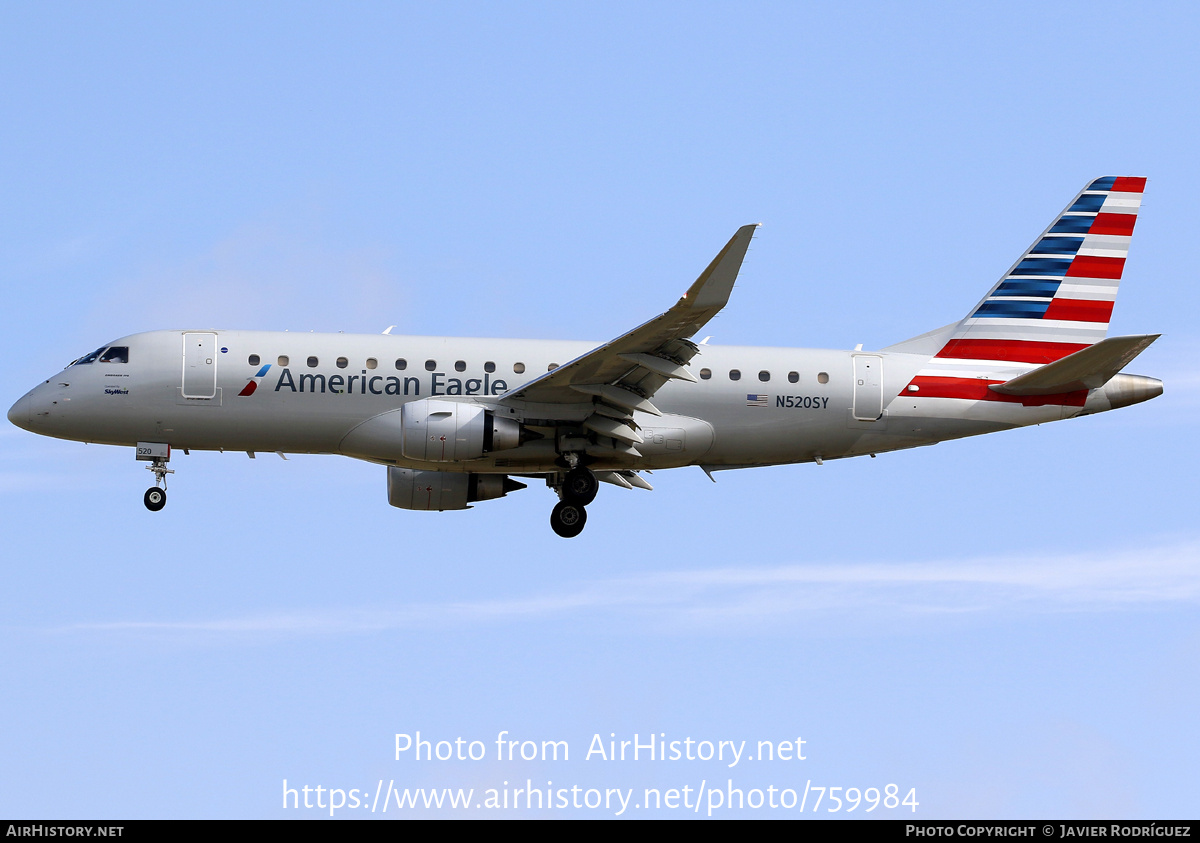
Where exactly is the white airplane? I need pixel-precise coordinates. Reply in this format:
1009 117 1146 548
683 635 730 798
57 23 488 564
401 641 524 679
9 177 1162 537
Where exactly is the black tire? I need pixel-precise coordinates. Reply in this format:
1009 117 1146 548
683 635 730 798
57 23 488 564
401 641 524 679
550 501 587 538
561 467 599 506
144 487 167 512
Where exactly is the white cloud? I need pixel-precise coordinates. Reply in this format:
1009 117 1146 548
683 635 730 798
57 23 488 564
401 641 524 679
51 539 1200 641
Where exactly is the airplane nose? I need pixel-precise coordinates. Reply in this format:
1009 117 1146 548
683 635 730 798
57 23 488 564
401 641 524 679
8 393 32 431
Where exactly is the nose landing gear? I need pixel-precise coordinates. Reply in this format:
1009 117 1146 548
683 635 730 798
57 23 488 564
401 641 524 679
136 442 173 512
144 486 167 512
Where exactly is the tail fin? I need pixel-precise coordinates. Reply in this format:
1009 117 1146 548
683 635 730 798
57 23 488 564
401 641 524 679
936 176 1146 365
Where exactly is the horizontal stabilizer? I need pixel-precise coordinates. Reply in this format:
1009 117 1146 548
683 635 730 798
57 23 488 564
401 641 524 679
989 334 1160 396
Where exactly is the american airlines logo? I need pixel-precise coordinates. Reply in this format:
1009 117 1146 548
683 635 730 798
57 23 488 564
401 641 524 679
238 363 272 396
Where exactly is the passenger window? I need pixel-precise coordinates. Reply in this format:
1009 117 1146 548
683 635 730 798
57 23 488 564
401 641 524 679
395 358 407 371
455 360 466 372
788 371 799 383
366 358 378 370
699 368 712 380
425 360 437 371
248 354 260 366
99 347 129 363
307 356 319 368
758 370 770 382
336 357 348 369
278 355 289 366
817 372 829 384
484 361 496 373
513 362 526 374
729 369 741 381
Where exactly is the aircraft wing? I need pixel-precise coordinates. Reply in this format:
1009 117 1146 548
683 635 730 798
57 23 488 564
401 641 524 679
497 224 757 443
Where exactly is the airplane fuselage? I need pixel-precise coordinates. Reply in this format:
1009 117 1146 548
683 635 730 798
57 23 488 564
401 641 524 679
10 328 1113 475
5 178 1166 535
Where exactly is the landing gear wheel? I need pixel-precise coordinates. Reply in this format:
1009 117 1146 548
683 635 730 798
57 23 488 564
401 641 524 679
562 467 599 506
144 487 167 512
550 501 587 538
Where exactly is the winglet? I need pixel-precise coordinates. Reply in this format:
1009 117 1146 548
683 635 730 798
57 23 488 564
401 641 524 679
680 224 759 310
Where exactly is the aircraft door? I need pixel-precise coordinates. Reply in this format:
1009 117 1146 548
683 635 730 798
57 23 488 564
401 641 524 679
852 355 883 421
182 333 218 398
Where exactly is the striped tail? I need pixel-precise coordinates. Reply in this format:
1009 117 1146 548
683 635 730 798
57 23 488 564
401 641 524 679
938 176 1145 365
902 177 1145 407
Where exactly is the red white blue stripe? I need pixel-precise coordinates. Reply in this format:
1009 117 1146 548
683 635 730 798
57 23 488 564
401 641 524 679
905 177 1145 405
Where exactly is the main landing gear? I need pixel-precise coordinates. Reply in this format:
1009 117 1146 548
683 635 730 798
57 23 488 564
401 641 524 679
550 500 586 538
136 442 174 512
550 466 599 538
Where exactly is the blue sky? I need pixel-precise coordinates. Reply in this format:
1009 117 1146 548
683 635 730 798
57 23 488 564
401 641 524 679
2 2 1198 818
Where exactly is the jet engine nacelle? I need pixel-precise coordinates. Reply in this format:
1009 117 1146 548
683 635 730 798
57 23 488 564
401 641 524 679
387 467 526 511
338 400 534 463
401 399 522 462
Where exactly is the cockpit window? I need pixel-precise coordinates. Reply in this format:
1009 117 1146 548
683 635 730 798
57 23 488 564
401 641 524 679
99 346 129 363
69 346 108 366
